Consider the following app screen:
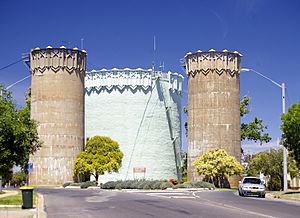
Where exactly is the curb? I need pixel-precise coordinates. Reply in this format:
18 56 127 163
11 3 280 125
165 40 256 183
37 194 47 218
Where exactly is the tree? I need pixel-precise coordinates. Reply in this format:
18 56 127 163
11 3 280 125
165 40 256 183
193 148 244 188
240 96 271 144
181 152 187 182
281 101 300 167
247 148 299 190
0 86 41 180
73 136 123 182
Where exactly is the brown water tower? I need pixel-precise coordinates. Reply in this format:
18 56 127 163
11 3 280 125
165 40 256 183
29 46 86 185
186 49 242 185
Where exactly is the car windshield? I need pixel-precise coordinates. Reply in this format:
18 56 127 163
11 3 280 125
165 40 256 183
243 178 261 184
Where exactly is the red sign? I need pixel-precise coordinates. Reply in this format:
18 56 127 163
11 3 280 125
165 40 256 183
133 167 146 173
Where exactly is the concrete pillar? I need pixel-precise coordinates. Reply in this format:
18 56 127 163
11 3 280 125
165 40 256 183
29 46 87 185
186 49 241 187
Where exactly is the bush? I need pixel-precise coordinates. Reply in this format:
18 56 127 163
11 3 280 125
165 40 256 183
169 179 178 185
192 181 215 189
62 182 72 188
102 181 117 189
174 182 193 189
160 182 174 189
101 180 188 190
80 181 97 189
70 183 82 186
10 172 26 187
174 181 215 189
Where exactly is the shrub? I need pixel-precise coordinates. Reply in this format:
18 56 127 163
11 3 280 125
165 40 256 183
102 181 117 189
137 181 149 189
174 181 215 189
63 182 72 188
169 179 178 185
192 181 215 189
80 181 97 189
70 183 82 186
174 183 193 189
10 172 26 187
160 182 174 189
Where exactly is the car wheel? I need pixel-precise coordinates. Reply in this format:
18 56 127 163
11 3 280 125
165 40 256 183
239 191 244 197
261 194 265 198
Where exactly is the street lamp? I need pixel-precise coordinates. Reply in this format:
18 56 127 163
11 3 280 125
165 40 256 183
240 68 288 191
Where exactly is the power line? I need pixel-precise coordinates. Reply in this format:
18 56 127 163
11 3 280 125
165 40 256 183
0 58 23 71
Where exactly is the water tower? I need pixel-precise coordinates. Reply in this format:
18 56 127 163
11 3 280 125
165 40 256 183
85 68 183 182
185 49 242 186
29 46 87 185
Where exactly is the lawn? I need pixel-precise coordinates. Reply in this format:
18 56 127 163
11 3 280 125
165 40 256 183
274 190 300 201
0 191 37 205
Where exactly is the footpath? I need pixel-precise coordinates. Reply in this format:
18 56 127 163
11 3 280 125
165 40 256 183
0 190 46 218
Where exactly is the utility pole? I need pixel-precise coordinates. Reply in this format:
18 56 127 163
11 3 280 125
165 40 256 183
282 82 288 191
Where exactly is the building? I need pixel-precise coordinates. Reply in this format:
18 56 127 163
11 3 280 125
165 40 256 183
85 68 183 182
185 49 242 187
29 46 86 185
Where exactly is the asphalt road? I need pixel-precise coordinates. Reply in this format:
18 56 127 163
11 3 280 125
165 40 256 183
37 188 300 218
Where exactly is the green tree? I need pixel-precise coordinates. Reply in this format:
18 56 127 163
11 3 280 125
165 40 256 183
281 101 300 167
247 148 299 190
11 171 26 186
181 152 187 183
73 136 123 182
193 148 244 188
0 86 41 180
240 96 271 144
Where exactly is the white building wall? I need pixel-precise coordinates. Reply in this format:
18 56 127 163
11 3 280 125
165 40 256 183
85 69 183 183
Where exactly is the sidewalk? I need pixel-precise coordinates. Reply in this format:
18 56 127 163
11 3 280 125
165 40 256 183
0 190 46 218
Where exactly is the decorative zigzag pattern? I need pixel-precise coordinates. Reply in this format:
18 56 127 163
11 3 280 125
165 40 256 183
85 69 183 94
186 51 241 77
30 48 86 75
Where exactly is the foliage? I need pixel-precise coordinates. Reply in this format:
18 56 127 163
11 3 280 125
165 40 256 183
0 86 41 179
240 96 271 144
168 179 178 185
101 180 175 190
174 181 215 189
193 148 244 188
246 148 299 191
80 181 97 189
10 171 26 186
281 101 300 167
73 136 123 181
181 152 187 183
62 182 72 188
102 181 117 189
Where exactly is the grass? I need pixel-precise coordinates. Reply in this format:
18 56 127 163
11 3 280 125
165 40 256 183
0 191 37 205
273 190 300 201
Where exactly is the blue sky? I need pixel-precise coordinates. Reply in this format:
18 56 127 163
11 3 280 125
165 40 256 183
1 0 300 153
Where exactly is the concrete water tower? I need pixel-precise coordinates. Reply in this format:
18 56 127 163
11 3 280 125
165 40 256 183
29 46 87 185
185 49 242 185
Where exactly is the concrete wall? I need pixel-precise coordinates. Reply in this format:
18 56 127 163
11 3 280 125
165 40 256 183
29 47 86 185
85 69 183 183
186 50 241 185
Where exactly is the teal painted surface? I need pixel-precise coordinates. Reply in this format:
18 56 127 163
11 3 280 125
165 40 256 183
85 69 183 182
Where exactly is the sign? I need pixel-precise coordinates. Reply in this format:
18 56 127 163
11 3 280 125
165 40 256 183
133 167 146 173
28 163 33 173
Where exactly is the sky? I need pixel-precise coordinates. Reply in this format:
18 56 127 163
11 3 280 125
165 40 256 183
1 0 300 154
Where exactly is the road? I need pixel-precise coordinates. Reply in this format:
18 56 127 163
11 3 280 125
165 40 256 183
37 188 300 218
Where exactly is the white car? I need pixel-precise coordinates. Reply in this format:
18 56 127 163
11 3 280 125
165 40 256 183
238 177 266 198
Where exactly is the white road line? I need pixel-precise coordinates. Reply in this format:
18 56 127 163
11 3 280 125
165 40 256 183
146 192 195 199
192 191 276 218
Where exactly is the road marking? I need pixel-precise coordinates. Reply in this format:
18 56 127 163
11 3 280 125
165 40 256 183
192 191 276 218
146 192 195 199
